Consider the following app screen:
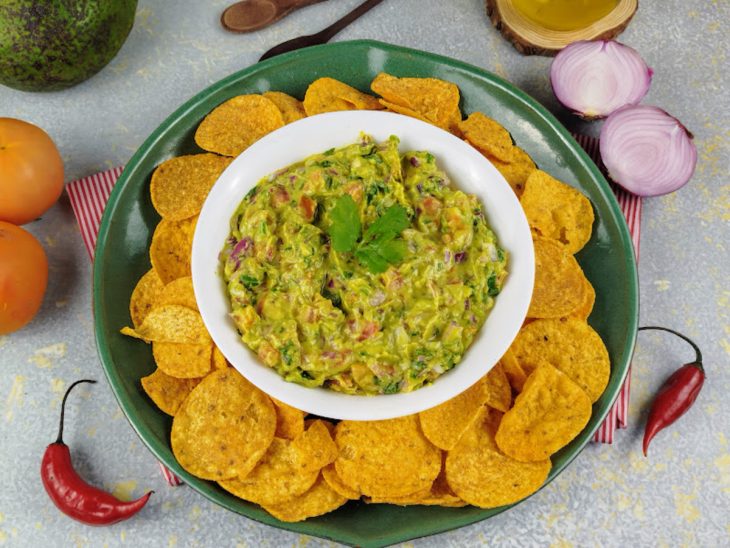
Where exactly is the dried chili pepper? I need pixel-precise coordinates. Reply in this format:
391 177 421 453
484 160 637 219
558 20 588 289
41 379 153 525
638 326 705 456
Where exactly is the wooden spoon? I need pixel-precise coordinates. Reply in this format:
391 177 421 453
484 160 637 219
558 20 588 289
222 0 327 33
259 0 384 61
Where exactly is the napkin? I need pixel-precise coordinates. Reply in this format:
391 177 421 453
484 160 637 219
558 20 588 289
66 134 641 486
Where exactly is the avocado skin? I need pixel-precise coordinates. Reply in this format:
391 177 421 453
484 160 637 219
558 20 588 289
0 0 138 92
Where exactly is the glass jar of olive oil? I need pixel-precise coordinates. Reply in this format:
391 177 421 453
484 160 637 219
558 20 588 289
513 0 619 31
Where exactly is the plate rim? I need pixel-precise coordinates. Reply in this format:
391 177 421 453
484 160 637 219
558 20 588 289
93 39 638 546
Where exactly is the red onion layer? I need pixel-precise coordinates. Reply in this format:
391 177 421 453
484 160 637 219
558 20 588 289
550 40 652 119
600 105 697 197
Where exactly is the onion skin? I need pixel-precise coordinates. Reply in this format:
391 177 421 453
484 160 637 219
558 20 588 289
550 40 652 119
600 105 697 197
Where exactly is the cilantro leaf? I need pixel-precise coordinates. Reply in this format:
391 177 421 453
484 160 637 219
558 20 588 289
328 195 361 253
328 197 409 273
354 204 409 272
362 204 409 244
355 229 408 273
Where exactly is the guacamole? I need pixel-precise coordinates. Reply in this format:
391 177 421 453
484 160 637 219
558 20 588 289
221 135 507 395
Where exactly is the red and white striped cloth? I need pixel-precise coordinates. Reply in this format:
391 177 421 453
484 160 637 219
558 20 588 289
66 134 641 488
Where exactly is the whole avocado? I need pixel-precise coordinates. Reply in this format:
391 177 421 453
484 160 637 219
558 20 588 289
0 0 138 92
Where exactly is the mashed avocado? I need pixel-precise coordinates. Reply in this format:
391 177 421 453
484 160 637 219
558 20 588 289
221 135 507 395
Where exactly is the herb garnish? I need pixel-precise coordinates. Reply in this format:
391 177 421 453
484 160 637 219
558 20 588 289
327 195 409 273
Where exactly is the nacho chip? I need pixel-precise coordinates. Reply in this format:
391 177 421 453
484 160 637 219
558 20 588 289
171 369 276 480
368 455 466 507
322 463 360 500
271 398 305 440
303 77 382 115
484 362 512 413
510 318 610 402
220 418 337 506
528 238 588 319
263 91 307 124
445 407 551 508
419 376 489 451
150 154 232 221
262 475 348 522
305 418 336 436
153 341 212 378
371 73 460 130
149 216 197 285
499 348 528 393
121 304 210 344
334 415 441 498
218 438 320 506
141 368 201 416
129 269 164 328
495 363 592 462
520 170 594 254
489 146 536 196
292 419 338 469
211 345 229 370
195 94 284 157
458 112 515 163
158 276 198 311
569 275 596 320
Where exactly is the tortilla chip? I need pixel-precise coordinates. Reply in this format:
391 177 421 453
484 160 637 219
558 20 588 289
218 438 320 506
367 455 466 507
121 304 210 344
211 345 229 370
458 112 515 163
171 369 276 480
484 362 512 413
140 368 201 416
528 238 588 319
520 170 594 254
262 475 348 522
371 73 460 130
419 376 489 450
569 275 596 320
150 154 232 221
294 420 338 469
158 276 198 311
153 341 212 378
495 363 592 462
195 94 284 157
499 348 528 393
149 216 197 285
263 91 307 124
303 77 383 115
129 269 165 328
271 398 305 440
488 146 536 196
334 415 441 498
510 318 610 402
445 407 551 508
322 463 360 500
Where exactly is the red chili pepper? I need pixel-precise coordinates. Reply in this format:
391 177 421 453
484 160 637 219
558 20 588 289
638 327 705 457
41 379 153 525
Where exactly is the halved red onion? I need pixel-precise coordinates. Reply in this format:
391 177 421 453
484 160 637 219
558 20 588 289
600 105 697 197
550 40 652 119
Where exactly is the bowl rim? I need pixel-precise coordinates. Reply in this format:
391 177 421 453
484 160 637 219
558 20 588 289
191 109 535 420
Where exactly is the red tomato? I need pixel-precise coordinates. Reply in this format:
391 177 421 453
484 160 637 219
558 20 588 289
0 221 48 334
0 118 64 225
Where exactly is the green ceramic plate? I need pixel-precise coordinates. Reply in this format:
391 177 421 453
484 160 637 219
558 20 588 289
94 40 637 547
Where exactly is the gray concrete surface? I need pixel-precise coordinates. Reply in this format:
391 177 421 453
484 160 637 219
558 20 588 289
1 0 728 546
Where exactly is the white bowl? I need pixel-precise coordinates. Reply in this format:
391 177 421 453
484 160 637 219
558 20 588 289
192 110 534 421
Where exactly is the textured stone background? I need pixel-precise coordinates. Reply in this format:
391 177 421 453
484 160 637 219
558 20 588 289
1 0 728 546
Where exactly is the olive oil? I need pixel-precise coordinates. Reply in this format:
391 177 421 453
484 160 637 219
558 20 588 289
513 0 619 31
